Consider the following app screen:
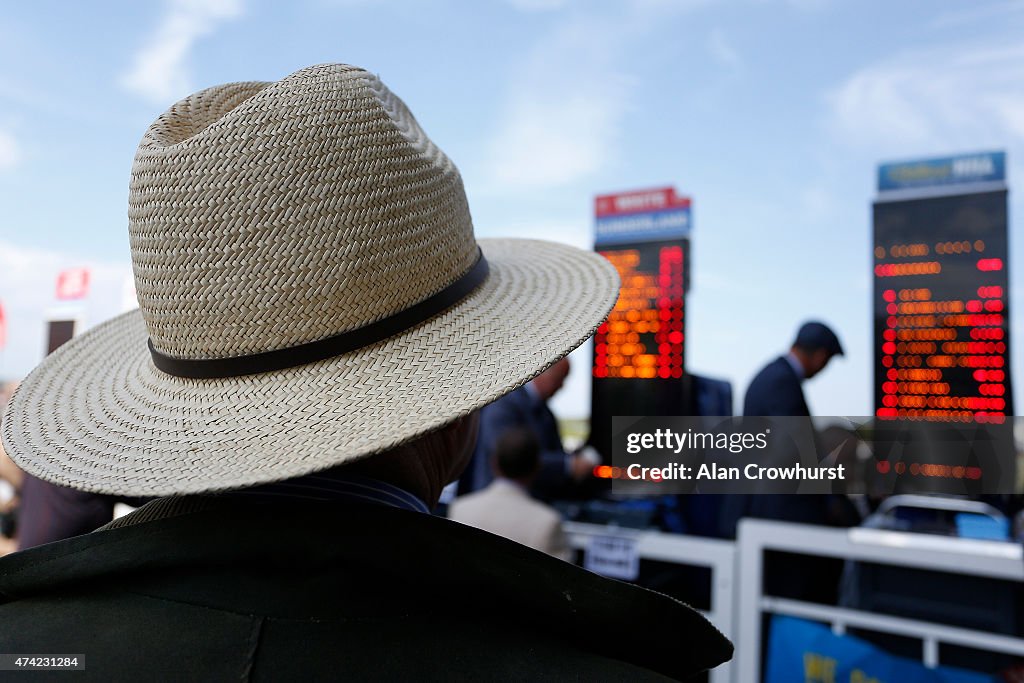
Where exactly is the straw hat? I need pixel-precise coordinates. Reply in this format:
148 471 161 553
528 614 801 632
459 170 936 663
1 64 618 496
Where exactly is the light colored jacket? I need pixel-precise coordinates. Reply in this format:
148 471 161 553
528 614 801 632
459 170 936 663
449 479 571 561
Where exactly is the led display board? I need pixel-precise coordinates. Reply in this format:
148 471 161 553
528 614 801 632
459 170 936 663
590 187 692 460
873 153 1011 423
593 243 685 381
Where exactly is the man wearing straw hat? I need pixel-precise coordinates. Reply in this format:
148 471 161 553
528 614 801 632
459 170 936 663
0 64 731 680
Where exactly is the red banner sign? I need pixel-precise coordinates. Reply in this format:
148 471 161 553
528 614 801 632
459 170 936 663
56 268 90 300
595 187 691 218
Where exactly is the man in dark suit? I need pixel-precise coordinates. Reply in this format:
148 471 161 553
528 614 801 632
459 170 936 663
743 320 844 417
741 321 852 603
459 357 598 500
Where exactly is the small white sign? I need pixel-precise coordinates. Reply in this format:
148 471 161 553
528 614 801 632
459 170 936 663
584 535 640 581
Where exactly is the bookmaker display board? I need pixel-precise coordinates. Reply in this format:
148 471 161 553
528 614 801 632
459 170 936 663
872 152 1014 495
590 187 692 460
873 151 1012 422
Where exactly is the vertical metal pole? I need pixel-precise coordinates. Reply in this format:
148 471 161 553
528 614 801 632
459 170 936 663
709 548 735 683
923 638 939 668
735 519 764 683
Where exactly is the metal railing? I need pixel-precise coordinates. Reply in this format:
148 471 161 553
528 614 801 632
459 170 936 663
735 519 1024 681
564 518 1024 682
564 521 736 683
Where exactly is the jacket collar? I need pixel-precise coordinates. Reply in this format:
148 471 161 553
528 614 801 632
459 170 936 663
490 478 531 496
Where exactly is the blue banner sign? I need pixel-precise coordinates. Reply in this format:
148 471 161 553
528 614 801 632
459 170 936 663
594 187 691 246
878 151 1005 193
765 616 993 683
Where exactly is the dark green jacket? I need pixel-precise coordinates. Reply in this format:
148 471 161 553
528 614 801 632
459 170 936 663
0 498 731 681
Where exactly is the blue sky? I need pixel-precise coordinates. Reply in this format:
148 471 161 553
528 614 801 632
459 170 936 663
1 0 1023 418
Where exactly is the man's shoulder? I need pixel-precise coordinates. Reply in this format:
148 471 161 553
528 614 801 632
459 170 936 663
751 356 792 381
748 356 801 395
491 384 530 404
447 486 494 518
481 385 533 415
744 355 809 417
511 489 563 526
449 481 533 518
0 499 731 680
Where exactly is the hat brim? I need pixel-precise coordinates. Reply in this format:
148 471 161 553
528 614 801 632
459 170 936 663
2 239 618 496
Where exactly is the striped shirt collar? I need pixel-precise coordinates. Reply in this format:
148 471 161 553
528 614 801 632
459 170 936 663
222 470 430 514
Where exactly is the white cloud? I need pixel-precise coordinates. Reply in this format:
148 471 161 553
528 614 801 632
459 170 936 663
0 129 20 171
482 1 713 192
0 241 132 379
119 0 243 104
827 41 1024 154
488 89 631 189
0 242 62 283
708 28 741 70
483 19 634 191
0 242 129 302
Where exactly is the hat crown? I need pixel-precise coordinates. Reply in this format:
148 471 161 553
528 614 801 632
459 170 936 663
128 64 478 361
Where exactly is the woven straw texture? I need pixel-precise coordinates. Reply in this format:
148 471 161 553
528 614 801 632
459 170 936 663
1 63 619 496
131 64 478 359
3 239 617 496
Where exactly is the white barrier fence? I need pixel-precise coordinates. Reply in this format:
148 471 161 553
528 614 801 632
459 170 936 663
564 522 736 683
564 519 1024 682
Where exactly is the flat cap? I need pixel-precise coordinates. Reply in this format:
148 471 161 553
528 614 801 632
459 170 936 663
794 321 844 356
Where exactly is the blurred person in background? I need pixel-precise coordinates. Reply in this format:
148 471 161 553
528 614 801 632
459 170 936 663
15 474 136 550
0 64 730 681
459 357 599 501
743 320 844 417
741 320 849 529
449 427 572 560
739 320 854 604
